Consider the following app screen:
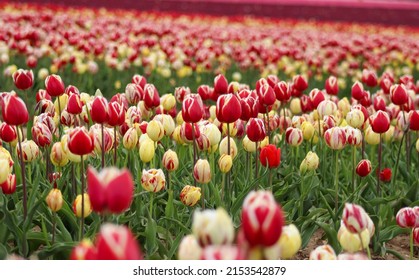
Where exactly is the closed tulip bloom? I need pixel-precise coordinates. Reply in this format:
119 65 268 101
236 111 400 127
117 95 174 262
216 94 242 123
143 84 160 109
300 151 320 173
292 75 308 92
1 94 29 126
409 110 419 131
201 246 244 260
182 94 204 123
178 235 203 260
356 159 372 177
162 149 179 171
325 75 339 95
153 114 175 136
259 144 281 168
95 224 143 260
324 127 346 150
91 96 109 124
219 136 238 159
193 208 234 246
193 159 211 184
338 224 370 253
122 127 138 150
218 154 232 173
346 109 365 129
285 127 303 147
274 81 291 102
301 121 314 140
309 89 326 109
46 188 64 212
180 185 201 207
365 126 380 145
309 245 337 260
45 74 65 97
396 207 417 228
351 81 365 101
242 136 256 153
88 167 134 214
373 95 387 112
361 69 378 87
0 158 12 185
201 123 221 146
342 203 369 234
246 118 266 142
73 193 92 218
317 100 337 119
50 142 69 167
370 110 390 134
146 119 164 142
276 224 302 259
107 101 125 127
32 122 52 147
161 94 176 111
0 123 17 143
214 74 228 95
346 127 362 146
132 74 147 88
125 83 143 105
67 93 83 115
139 137 155 163
0 174 16 194
17 140 39 162
70 239 97 260
12 69 34 90
257 83 276 107
390 84 408 105
379 168 392 182
141 169 165 192
68 127 94 156
290 98 302 115
242 191 284 247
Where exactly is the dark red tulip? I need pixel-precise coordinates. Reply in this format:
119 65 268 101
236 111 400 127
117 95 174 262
325 76 339 96
274 81 291 102
351 81 365 101
68 127 94 156
356 159 372 177
107 101 125 127
409 110 419 131
0 123 17 143
12 69 34 90
259 144 281 168
379 168 392 182
143 84 160 109
91 96 109 124
214 74 228 95
45 74 65 97
67 93 83 115
216 94 242 123
182 94 204 123
390 84 408 106
370 110 390 134
292 75 308 92
1 94 29 126
246 118 266 142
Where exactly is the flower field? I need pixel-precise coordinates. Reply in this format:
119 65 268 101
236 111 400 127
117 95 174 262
0 3 418 260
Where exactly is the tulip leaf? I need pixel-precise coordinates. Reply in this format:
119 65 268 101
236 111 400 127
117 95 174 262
167 233 183 260
145 216 157 256
378 225 409 243
37 241 77 260
316 222 340 254
165 189 174 219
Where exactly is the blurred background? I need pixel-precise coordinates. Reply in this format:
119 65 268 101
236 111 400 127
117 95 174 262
5 0 419 26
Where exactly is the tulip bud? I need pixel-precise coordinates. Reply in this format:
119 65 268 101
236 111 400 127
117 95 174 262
201 123 221 146
346 109 365 129
219 137 238 159
301 121 314 140
285 127 303 147
161 94 176 111
180 185 201 207
408 110 419 131
346 127 362 146
46 188 64 212
241 190 284 247
178 235 203 260
122 127 138 150
214 74 228 95
246 118 266 142
125 83 142 105
193 208 234 246
141 169 165 192
12 69 34 90
218 154 232 173
70 239 97 260
45 74 65 97
293 75 308 92
32 122 52 147
91 96 109 124
309 245 337 260
67 93 83 115
259 144 281 168
95 223 143 260
107 101 125 127
309 89 326 109
325 75 339 95
182 94 204 123
146 119 164 142
351 81 364 101
216 94 242 123
342 203 369 234
317 100 337 119
390 84 408 106
143 84 160 109
396 207 417 228
356 159 372 177
139 137 155 163
370 111 390 134
1 94 29 126
379 168 392 182
17 140 39 163
0 123 18 143
277 224 302 259
68 127 94 156
0 174 16 194
338 224 370 253
162 149 179 172
324 127 346 150
193 159 211 184
300 151 319 173
242 136 256 153
274 81 291 102
364 126 380 145
73 193 92 218
290 98 302 115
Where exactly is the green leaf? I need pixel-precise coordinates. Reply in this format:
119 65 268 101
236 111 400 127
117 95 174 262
379 225 409 243
316 222 340 253
0 243 7 260
145 216 157 256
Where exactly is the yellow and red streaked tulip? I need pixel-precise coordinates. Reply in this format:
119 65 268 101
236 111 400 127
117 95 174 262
201 123 221 146
345 127 362 146
356 159 372 177
50 142 69 167
162 149 179 172
346 109 365 129
139 136 155 163
125 83 143 105
95 223 143 260
17 140 39 163
180 122 200 143
285 127 303 147
1 94 29 126
351 81 365 101
317 100 337 119
259 144 281 168
338 223 370 253
338 97 350 117
182 94 204 123
122 127 138 150
67 93 83 115
0 123 17 143
390 84 408 106
201 245 244 260
68 127 94 156
91 96 109 124
0 147 14 169
146 119 164 142
174 86 191 103
324 127 346 150
300 151 320 173
222 121 239 138
246 118 266 142
161 93 176 111
46 188 63 212
87 167 134 214
0 174 16 194
31 122 52 148
241 190 284 247
0 158 11 184
45 74 65 97
218 154 232 173
396 207 417 228
196 133 211 152
180 185 201 207
141 168 165 192
214 74 228 95
325 75 339 95
342 203 369 234
178 235 203 260
70 239 97 260
90 125 114 155
216 94 242 124
290 98 302 115
154 114 175 136
193 159 211 184
192 208 234 246
370 110 390 134
34 113 56 135
73 193 92 218
12 69 34 90
107 101 125 127
219 136 238 159
309 245 337 260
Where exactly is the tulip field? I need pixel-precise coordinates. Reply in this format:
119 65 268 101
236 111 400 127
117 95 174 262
0 2 419 261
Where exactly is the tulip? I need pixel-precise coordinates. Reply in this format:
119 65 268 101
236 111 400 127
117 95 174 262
125 83 142 105
241 191 284 247
146 119 164 142
351 81 365 100
361 69 378 87
46 188 64 212
182 94 204 123
356 159 372 177
276 224 301 259
379 168 392 182
153 114 175 136
0 123 17 143
66 93 83 115
390 84 408 106
132 74 147 88
68 127 94 156
301 121 314 140
324 127 346 150
90 96 109 124
299 151 319 173
246 118 266 143
143 84 160 109
192 208 234 246
346 109 365 129
16 140 39 163
292 75 308 92
219 136 238 159
259 144 281 169
416 138 419 152
122 127 138 150
396 207 418 259
193 159 211 184
95 224 143 260
285 127 303 147
309 245 337 260
12 69 34 90
342 203 369 234
325 75 339 95
31 122 52 147
216 94 242 124
201 246 244 260
317 100 337 119
178 235 203 260
0 158 11 185
180 185 201 207
70 239 97 260
1 94 29 126
45 74 65 97
290 98 302 114
309 89 325 109
370 110 390 134
161 94 176 111
0 174 16 194
274 81 291 102
218 154 232 173
214 74 228 95
338 224 370 253
162 149 179 172
139 136 155 163
107 101 125 127
141 169 166 192
73 193 92 218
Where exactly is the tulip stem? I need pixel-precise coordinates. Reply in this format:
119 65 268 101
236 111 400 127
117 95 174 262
410 228 414 260
282 106 287 159
265 110 270 143
361 131 366 159
352 146 356 193
16 125 27 220
255 141 259 189
377 134 382 197
334 150 339 216
57 96 63 135
358 232 371 259
268 168 273 190
80 155 85 241
113 126 117 166
191 122 197 187
101 123 105 169
71 163 76 200
392 129 406 190
52 211 56 245
149 192 154 218
227 122 231 202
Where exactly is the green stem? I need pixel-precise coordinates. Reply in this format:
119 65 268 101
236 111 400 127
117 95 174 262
352 146 356 193
191 122 197 187
149 192 154 218
113 126 117 166
392 131 406 189
334 150 339 216
16 125 27 220
227 122 231 204
377 134 382 197
101 123 105 169
80 155 85 241
410 228 414 260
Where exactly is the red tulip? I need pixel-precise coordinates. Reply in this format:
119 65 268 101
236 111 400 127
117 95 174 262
1 94 29 126
67 93 83 115
259 144 281 168
95 223 143 260
325 76 339 95
197 85 214 101
409 110 419 131
125 83 143 105
1 174 16 194
70 239 97 260
379 168 392 182
68 127 94 155
246 118 266 142
241 190 284 247
143 84 160 109
238 90 259 121
87 167 134 214
390 84 408 106
300 95 313 113
266 75 279 88
214 74 228 95
292 75 308 92
396 207 417 228
107 101 125 127
216 94 242 123
175 86 191 103
182 94 204 123
351 81 365 100
370 110 390 134
91 96 109 124
0 123 17 143
12 69 33 90
380 77 392 94
373 95 386 112
180 122 201 142
132 74 147 89
257 83 276 107
414 228 419 245
65 85 80 95
274 81 291 102
361 69 377 87
356 159 372 177
31 122 52 147
45 74 65 97
201 246 244 260
36 89 51 103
